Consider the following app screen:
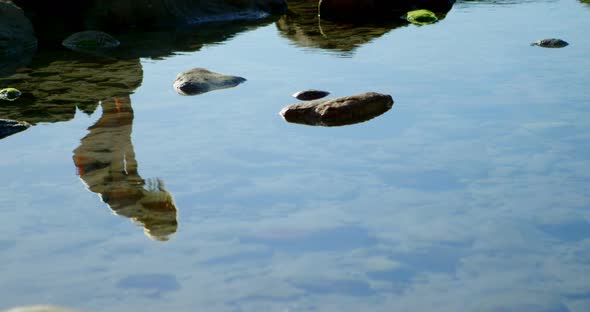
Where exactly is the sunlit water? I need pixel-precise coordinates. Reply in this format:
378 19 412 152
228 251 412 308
1 0 590 311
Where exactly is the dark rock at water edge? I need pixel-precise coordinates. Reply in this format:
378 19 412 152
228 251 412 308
12 0 288 41
173 68 246 96
0 119 31 140
280 92 394 126
292 90 330 101
0 1 37 76
319 0 455 21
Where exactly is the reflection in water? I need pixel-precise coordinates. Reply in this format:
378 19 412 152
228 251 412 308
73 97 178 241
276 0 452 56
0 17 285 242
0 57 142 124
276 0 404 56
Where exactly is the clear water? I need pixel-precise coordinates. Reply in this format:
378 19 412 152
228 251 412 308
1 0 590 311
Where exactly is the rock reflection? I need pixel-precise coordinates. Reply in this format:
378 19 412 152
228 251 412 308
73 97 178 241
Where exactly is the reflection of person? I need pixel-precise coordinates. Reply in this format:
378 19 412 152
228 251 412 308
73 96 178 241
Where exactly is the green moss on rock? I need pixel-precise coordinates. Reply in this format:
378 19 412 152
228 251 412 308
404 9 438 25
0 88 21 101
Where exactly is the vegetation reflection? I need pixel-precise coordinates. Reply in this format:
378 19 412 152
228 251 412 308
73 96 178 241
276 0 452 56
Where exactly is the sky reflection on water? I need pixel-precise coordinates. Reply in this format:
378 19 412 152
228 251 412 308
1 0 590 311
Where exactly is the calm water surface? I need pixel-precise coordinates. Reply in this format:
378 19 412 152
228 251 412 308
1 0 590 311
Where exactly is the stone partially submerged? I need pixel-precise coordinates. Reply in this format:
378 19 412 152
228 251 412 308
0 88 21 101
403 9 438 25
0 119 31 140
531 38 569 48
292 90 330 101
280 92 393 126
173 68 246 96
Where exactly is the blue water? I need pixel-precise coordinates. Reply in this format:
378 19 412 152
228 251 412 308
1 0 590 311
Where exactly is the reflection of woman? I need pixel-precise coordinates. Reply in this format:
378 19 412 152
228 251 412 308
73 96 178 241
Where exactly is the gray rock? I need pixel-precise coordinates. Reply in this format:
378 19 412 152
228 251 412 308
173 68 246 96
280 92 393 126
531 38 569 48
0 119 30 140
292 90 330 101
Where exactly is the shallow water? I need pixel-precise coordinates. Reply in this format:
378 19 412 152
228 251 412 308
1 0 590 311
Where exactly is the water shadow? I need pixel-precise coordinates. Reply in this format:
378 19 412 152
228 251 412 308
73 96 178 241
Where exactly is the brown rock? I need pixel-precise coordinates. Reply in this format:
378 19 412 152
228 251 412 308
280 92 393 126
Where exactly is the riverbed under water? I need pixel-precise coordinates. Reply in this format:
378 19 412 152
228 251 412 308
1 0 590 311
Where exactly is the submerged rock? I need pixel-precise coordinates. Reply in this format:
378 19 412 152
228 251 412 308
0 88 21 101
292 90 330 101
0 119 31 140
403 9 438 25
280 92 393 126
62 30 120 52
173 68 246 96
531 38 569 48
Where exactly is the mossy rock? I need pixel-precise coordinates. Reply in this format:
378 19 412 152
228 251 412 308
0 88 21 101
403 9 438 25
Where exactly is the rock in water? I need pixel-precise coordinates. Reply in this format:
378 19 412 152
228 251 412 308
280 92 393 127
403 9 438 25
0 119 30 139
292 90 330 101
62 30 120 52
173 68 246 96
0 88 21 101
531 38 569 48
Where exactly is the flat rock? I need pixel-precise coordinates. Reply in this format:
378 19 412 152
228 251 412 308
292 90 330 101
173 68 246 96
280 92 393 127
531 38 569 48
0 119 31 139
